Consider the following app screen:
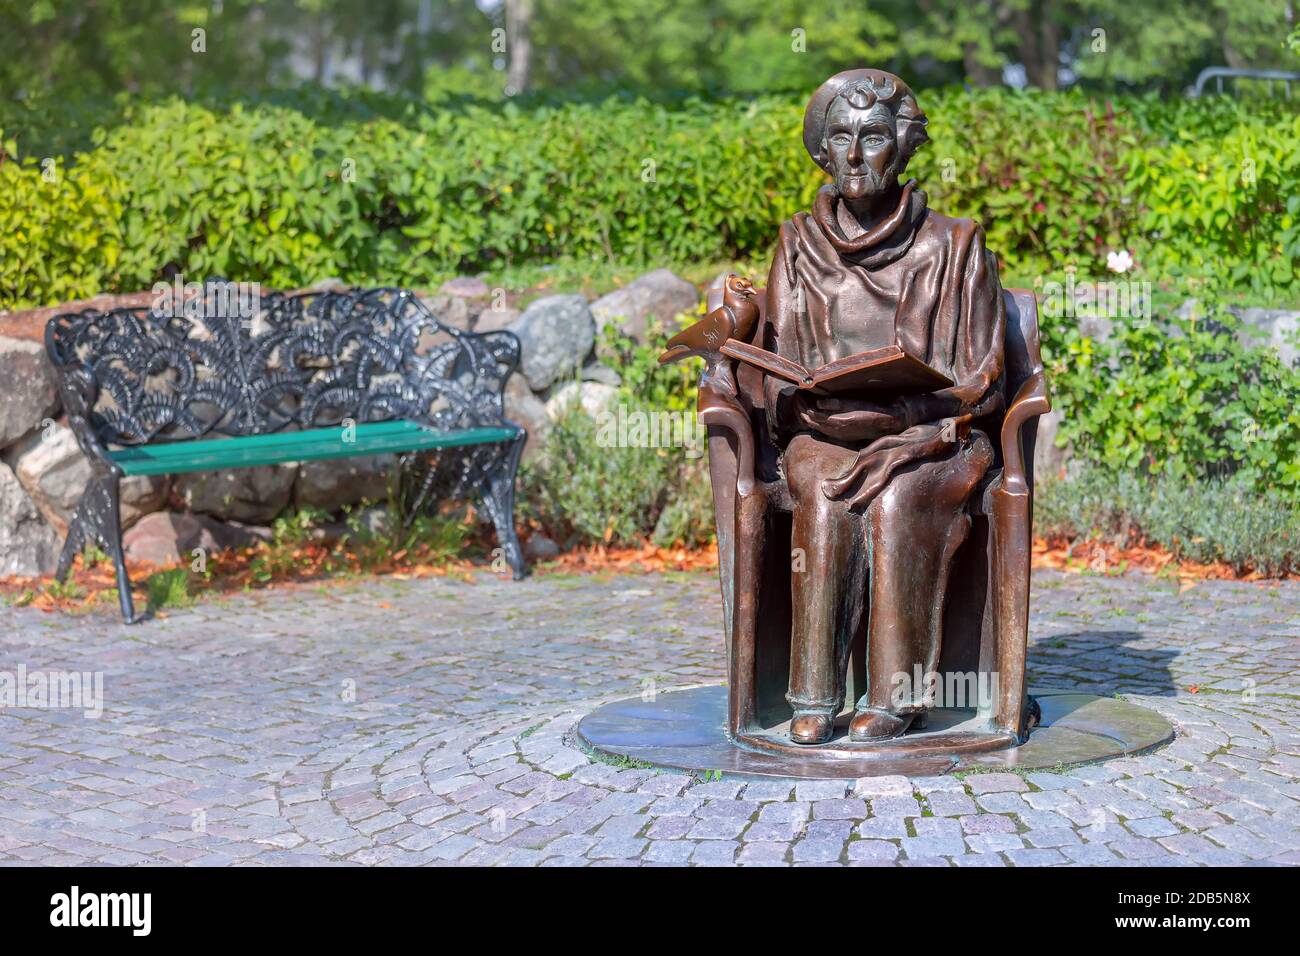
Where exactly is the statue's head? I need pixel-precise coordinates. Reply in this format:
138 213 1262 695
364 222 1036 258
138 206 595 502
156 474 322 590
803 69 929 202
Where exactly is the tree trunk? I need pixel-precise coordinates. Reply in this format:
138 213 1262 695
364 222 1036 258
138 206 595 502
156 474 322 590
963 41 1000 86
1012 3 1061 91
506 0 534 96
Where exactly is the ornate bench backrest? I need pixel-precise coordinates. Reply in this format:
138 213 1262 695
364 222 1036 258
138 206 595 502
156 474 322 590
46 283 520 447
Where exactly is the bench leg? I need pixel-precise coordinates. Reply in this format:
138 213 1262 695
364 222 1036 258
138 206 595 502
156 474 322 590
482 435 527 580
60 471 141 624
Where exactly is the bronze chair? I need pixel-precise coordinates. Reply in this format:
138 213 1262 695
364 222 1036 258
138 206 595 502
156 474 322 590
700 287 1050 756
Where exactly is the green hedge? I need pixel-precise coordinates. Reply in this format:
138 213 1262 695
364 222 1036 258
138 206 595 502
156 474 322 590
2 90 1297 309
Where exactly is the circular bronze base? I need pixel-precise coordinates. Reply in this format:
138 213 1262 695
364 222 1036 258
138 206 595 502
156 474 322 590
575 685 1175 779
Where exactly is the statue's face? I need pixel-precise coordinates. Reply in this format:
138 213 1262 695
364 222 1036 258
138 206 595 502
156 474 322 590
823 97 899 202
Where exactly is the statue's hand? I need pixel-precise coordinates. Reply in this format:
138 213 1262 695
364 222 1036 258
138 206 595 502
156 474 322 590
793 393 910 442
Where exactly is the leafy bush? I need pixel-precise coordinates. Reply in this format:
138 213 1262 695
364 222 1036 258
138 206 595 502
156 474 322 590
1036 464 1300 576
520 407 685 547
1048 294 1300 494
3 89 1296 310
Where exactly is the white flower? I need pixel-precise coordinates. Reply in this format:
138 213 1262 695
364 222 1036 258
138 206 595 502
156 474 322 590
1106 249 1134 273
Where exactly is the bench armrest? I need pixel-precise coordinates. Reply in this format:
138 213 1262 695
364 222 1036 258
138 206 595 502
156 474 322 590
53 363 120 473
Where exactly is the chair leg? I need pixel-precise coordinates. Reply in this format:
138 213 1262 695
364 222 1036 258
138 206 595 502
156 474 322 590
481 436 527 580
67 471 141 624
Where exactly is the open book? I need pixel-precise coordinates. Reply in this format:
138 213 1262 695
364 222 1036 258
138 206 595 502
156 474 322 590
720 339 953 396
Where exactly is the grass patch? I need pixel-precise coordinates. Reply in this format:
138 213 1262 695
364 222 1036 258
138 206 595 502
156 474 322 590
145 567 193 612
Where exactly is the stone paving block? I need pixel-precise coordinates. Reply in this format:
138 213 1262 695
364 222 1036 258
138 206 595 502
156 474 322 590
792 837 846 863
901 835 966 858
737 841 790 866
951 853 1006 867
959 812 1018 835
855 816 908 840
646 815 693 840
795 780 850 801
741 781 796 802
965 773 1028 794
589 836 647 859
1125 816 1180 839
690 841 738 865
744 821 803 842
812 798 870 820
965 832 1025 854
1004 848 1067 866
845 839 899 863
644 840 696 864
926 792 977 816
851 775 913 798
686 816 749 841
1060 842 1119 865
1023 827 1080 848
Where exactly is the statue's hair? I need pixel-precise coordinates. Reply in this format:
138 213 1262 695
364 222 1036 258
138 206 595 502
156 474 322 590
803 69 929 172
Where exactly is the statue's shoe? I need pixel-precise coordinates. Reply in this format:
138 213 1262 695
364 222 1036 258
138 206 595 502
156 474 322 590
848 708 921 742
789 712 834 745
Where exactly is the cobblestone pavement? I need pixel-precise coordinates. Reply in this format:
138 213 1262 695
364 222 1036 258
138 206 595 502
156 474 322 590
0 568 1297 867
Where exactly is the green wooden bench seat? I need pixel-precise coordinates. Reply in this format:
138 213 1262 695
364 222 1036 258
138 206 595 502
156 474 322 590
108 421 521 476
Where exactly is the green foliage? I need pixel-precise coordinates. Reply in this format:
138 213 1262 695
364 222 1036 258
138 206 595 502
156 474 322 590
340 507 471 574
598 320 700 414
1036 465 1300 576
4 0 1294 108
144 567 192 611
521 407 696 547
3 89 1295 311
1049 295 1300 494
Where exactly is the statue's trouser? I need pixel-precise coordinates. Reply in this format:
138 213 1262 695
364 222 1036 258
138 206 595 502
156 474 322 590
784 429 994 722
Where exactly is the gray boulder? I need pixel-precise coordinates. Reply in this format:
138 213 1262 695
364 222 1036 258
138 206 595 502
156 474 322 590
3 424 168 534
525 533 560 561
172 464 297 524
474 304 521 334
122 511 268 567
590 269 700 343
545 381 620 423
508 295 596 391
1032 408 1070 482
1235 308 1299 368
417 293 473 330
580 362 622 387
503 373 550 459
0 335 60 451
294 455 396 511
440 276 491 299
0 462 60 577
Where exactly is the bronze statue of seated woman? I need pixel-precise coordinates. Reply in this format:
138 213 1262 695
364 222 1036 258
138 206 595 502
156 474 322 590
663 69 1051 754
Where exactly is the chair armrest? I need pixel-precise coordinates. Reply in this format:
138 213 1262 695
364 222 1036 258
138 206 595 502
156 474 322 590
698 374 758 496
999 371 1050 496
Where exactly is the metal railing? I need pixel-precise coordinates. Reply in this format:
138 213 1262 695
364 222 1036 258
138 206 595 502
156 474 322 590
1190 67 1300 98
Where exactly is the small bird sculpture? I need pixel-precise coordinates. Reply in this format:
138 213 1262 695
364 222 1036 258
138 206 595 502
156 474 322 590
659 274 759 395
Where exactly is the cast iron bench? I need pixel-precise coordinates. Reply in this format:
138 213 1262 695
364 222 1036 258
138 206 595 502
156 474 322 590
45 280 527 623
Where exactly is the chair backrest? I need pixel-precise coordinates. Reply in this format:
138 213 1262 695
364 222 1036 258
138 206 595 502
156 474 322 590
1001 288 1043 405
46 282 520 446
1002 288 1045 490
